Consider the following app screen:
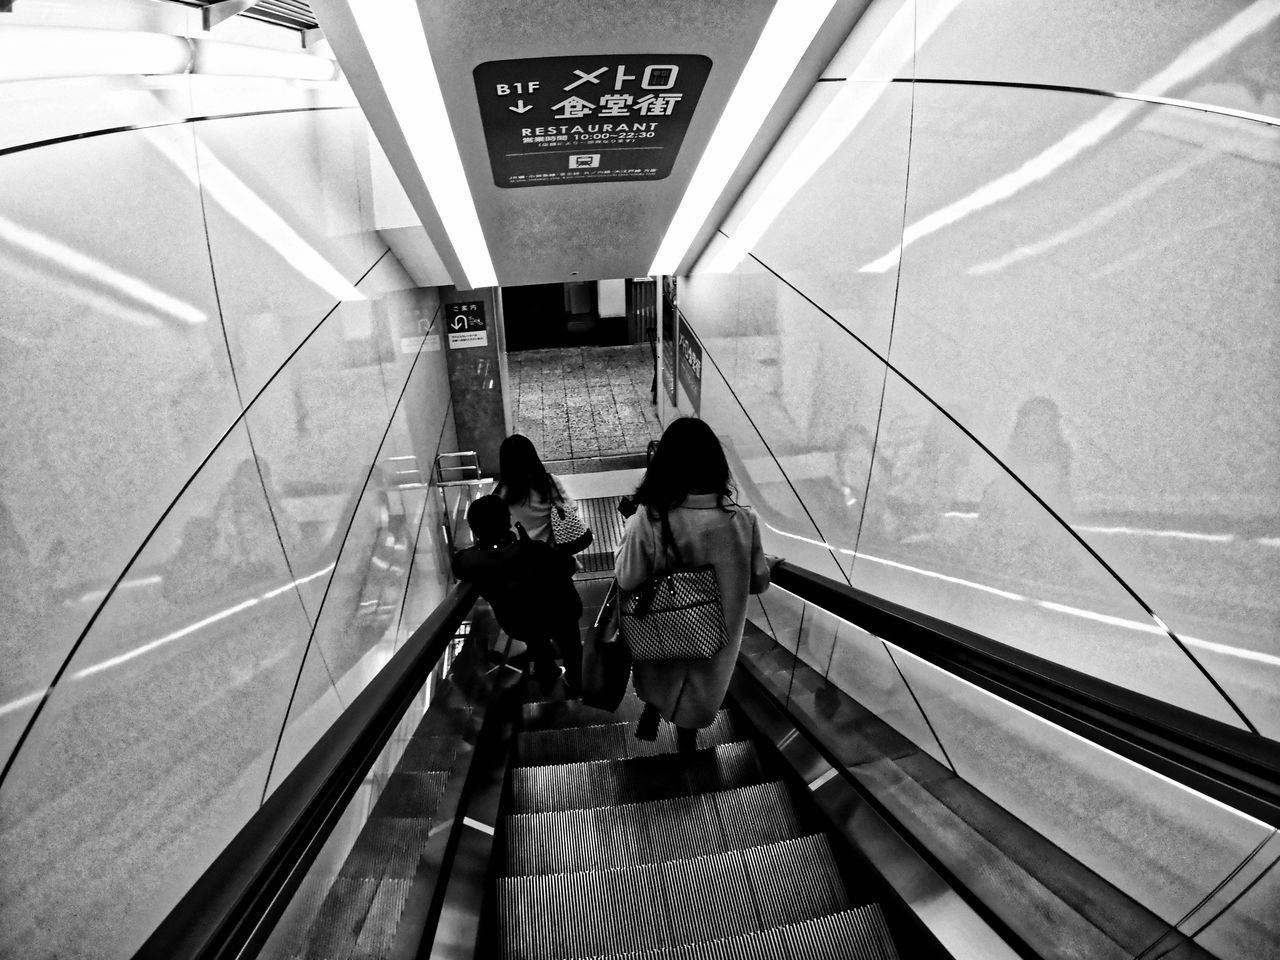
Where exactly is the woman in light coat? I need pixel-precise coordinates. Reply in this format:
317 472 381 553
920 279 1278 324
615 418 771 752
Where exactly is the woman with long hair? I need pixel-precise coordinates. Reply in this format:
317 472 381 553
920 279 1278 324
614 418 772 752
493 434 574 544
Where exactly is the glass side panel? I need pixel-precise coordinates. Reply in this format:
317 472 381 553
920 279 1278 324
696 339 852 584
195 109 377 401
1193 840 1280 960
913 0 1278 102
0 125 242 762
0 422 314 960
888 82 1280 734
890 647 1272 928
854 373 1246 726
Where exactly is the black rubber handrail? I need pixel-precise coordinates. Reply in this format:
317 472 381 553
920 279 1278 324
134 581 478 960
770 561 1280 828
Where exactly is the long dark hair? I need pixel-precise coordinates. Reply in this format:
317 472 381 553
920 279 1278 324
495 434 555 505
634 417 734 514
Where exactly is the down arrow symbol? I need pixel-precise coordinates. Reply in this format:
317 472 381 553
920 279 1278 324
508 99 533 114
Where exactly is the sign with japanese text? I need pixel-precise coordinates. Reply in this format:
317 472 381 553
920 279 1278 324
473 55 712 188
676 311 702 416
445 301 487 349
662 276 677 406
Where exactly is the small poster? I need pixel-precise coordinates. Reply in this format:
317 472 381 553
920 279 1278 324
473 54 712 188
676 312 703 416
445 301 487 349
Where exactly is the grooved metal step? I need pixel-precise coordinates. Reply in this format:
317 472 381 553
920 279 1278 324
510 741 766 815
518 711 737 765
505 781 802 876
522 692 648 731
572 904 898 960
497 835 849 960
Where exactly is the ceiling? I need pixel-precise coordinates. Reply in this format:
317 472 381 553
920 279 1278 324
308 0 868 289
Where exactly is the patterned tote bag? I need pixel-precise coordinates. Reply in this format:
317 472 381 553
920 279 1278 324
549 490 593 554
619 512 728 661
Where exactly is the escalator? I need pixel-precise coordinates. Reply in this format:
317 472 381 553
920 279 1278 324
133 534 1280 960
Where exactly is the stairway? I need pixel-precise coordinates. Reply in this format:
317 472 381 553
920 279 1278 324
496 693 900 960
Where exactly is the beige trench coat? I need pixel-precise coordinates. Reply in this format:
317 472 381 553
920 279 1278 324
614 495 770 728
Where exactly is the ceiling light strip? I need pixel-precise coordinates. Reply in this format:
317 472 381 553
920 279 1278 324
648 0 839 276
349 0 497 289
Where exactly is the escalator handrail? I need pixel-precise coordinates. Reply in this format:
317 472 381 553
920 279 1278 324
134 581 479 960
770 561 1280 828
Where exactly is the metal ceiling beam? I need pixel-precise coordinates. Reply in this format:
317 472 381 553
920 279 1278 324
203 0 256 31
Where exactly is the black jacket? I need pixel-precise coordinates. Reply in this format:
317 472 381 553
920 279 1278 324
452 535 582 639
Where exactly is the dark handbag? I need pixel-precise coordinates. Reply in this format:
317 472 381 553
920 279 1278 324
581 580 631 711
619 513 728 661
549 497 594 554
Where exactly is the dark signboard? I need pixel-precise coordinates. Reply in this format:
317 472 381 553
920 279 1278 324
662 276 677 406
445 301 487 349
473 54 712 188
676 312 703 416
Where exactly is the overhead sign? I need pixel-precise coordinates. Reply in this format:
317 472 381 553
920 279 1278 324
473 55 712 188
445 301 487 349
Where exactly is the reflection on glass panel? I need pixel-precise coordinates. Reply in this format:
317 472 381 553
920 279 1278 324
1194 841 1280 960
697 351 850 583
793 598 840 678
740 80 912 359
757 586 805 656
892 649 1271 927
195 110 375 400
267 471 415 794
913 0 1279 109
0 127 242 761
0 422 314 960
888 83 1279 733
826 625 951 768
854 374 1246 727
243 295 399 621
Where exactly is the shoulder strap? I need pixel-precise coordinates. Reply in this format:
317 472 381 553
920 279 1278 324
658 509 686 569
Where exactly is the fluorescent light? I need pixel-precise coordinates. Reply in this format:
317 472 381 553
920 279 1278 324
0 26 192 83
857 0 1280 274
700 0 963 274
190 39 339 81
648 0 839 276
348 0 497 289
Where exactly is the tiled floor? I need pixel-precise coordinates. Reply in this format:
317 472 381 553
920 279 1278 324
508 345 661 460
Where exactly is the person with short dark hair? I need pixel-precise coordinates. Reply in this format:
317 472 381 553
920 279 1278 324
615 418 773 752
453 495 583 691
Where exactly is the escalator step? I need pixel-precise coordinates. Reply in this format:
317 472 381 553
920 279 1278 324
368 771 449 820
499 836 845 960
503 781 803 876
499 862 668 960
777 904 898 960
339 816 432 880
518 711 737 765
511 742 765 814
716 781 802 851
349 877 411 960
579 906 896 960
741 834 848 929
300 876 380 958
398 734 457 772
660 847 758 944
523 692 647 731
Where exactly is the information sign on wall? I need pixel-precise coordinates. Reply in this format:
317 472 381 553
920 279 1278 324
676 312 703 416
662 276 678 406
473 55 712 188
446 301 488 349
